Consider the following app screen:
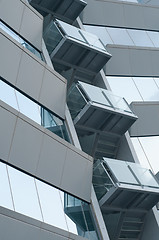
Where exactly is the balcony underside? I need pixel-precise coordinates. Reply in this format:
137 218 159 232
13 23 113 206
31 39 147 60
51 39 111 77
74 103 137 136
100 185 159 212
29 0 87 23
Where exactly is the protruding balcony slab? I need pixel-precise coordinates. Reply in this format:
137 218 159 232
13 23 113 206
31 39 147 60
67 82 137 136
43 20 111 78
29 0 87 24
97 158 159 211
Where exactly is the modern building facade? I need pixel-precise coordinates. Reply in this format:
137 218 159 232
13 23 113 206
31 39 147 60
0 0 159 240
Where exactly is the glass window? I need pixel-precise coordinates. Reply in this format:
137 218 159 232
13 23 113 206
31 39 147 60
133 77 159 101
16 91 41 125
84 25 113 45
106 27 134 46
35 179 68 231
0 80 70 142
147 31 159 48
0 162 14 210
127 29 154 47
80 30 105 50
59 191 78 234
0 80 19 110
106 76 143 104
129 162 159 188
138 136 159 175
8 166 43 221
0 20 43 61
131 138 151 169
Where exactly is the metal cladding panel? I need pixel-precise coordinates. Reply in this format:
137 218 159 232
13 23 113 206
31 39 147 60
29 0 87 23
0 32 67 119
0 207 86 240
0 0 43 50
130 101 159 137
105 46 159 77
82 0 159 31
0 101 93 202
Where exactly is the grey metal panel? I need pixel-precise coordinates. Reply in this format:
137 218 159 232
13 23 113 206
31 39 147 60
8 115 44 175
105 46 131 76
123 3 145 30
36 133 67 188
0 0 24 34
0 0 43 50
143 6 159 31
129 48 153 76
0 101 93 202
39 66 66 119
0 32 67 119
61 145 92 201
82 0 124 27
0 104 17 161
82 0 159 31
105 45 159 76
0 206 86 240
20 3 43 50
0 32 22 85
16 49 45 100
130 101 159 137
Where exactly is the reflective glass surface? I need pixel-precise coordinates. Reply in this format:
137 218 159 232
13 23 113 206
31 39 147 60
106 28 134 46
0 161 99 240
107 76 159 104
127 29 154 47
0 164 14 210
105 159 139 185
132 137 159 175
104 158 159 188
78 81 133 113
84 24 159 48
56 20 106 51
84 25 113 45
133 77 159 101
129 163 159 187
0 79 70 142
0 21 43 61
8 166 43 220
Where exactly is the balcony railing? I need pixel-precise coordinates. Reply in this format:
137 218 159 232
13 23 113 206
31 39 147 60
96 158 159 211
43 19 111 77
67 81 137 135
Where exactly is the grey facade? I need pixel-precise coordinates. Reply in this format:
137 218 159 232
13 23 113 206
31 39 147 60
0 0 159 239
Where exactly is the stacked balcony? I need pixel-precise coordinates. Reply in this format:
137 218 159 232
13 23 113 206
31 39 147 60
43 19 111 79
67 81 137 158
97 158 159 211
29 0 87 24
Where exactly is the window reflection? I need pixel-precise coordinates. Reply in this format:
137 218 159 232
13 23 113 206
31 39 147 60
0 79 70 142
84 24 159 48
0 164 14 210
0 161 99 240
0 20 43 61
107 76 159 104
7 165 43 221
133 77 159 101
106 76 143 104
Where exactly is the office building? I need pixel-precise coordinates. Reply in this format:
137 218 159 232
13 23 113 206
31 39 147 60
0 0 159 239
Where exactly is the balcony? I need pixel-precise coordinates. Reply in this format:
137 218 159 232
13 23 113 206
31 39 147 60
95 158 159 211
67 82 137 136
43 20 111 78
29 0 87 24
